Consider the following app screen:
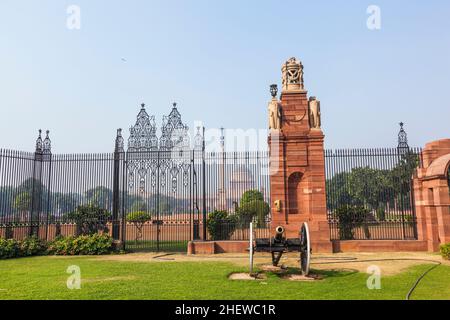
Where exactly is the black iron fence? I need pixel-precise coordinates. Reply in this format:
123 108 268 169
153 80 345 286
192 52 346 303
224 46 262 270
0 146 271 251
0 143 424 249
325 147 422 240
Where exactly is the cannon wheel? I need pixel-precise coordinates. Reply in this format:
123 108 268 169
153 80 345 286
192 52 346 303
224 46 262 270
300 222 311 276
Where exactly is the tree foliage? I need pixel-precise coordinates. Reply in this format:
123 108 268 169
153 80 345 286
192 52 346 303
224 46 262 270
207 210 238 240
65 204 111 236
126 211 152 242
236 190 270 227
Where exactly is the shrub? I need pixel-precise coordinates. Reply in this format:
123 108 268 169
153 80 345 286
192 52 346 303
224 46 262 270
336 205 370 240
207 210 237 240
126 211 152 242
0 239 19 259
47 234 113 255
0 237 46 259
237 200 270 227
440 243 450 260
65 204 111 236
19 237 47 256
376 207 386 221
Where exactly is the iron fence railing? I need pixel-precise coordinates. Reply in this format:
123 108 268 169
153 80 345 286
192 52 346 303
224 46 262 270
0 144 425 248
325 147 422 240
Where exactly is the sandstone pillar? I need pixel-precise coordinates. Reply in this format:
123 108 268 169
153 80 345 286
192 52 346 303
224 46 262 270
268 57 332 253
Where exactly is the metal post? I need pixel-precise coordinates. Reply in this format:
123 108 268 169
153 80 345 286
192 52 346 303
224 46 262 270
249 222 254 275
44 152 52 241
202 127 207 240
112 129 124 241
156 151 161 251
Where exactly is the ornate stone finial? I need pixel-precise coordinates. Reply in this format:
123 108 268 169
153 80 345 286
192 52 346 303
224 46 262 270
281 57 304 92
35 129 43 153
141 103 145 109
173 102 177 108
115 128 124 153
270 84 278 99
308 96 321 130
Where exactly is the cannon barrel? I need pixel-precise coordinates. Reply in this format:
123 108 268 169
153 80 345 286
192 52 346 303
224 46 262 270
274 225 285 241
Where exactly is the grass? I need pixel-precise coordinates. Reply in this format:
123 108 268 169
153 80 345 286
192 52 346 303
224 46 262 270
124 240 188 252
0 256 449 300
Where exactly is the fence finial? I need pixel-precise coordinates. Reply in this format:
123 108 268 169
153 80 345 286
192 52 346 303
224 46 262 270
35 129 43 153
115 128 124 153
43 130 51 154
398 122 409 153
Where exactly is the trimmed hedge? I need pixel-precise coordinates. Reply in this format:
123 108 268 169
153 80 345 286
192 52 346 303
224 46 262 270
0 234 114 259
440 243 450 260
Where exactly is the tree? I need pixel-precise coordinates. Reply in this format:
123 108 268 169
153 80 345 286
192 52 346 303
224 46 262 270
51 193 79 217
207 210 237 240
130 197 147 212
65 204 111 236
237 190 270 227
85 187 113 210
126 211 151 243
239 190 264 207
13 192 32 222
336 205 370 240
0 186 15 217
237 200 270 227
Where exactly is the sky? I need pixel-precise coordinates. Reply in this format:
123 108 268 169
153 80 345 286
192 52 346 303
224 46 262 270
0 0 449 153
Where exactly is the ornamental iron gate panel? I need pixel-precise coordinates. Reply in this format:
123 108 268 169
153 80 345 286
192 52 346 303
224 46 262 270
115 103 201 251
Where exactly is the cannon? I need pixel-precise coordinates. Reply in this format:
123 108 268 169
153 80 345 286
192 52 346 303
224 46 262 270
251 222 311 276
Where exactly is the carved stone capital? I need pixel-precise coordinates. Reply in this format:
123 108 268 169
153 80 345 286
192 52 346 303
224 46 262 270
281 57 305 92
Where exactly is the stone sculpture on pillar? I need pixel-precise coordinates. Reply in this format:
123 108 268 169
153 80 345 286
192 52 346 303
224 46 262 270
281 57 304 92
308 96 321 129
268 84 282 130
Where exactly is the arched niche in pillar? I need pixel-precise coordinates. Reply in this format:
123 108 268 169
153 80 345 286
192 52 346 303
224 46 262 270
287 172 302 214
447 164 450 193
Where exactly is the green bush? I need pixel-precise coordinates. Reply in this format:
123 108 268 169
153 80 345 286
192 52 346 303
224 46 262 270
65 204 111 236
19 237 47 256
336 205 370 240
207 210 237 240
0 239 19 259
0 237 46 259
237 200 270 227
47 234 113 255
376 207 386 221
440 243 450 260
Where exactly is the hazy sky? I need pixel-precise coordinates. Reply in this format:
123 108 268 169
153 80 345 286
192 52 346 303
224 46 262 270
0 0 449 153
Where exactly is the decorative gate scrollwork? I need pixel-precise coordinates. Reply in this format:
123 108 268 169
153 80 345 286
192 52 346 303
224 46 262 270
126 102 191 195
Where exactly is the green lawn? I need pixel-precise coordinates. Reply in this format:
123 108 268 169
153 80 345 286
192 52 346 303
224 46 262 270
0 256 449 300
124 240 188 252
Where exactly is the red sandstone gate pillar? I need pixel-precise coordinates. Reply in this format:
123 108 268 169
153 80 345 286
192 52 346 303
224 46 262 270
268 58 332 253
413 139 450 251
